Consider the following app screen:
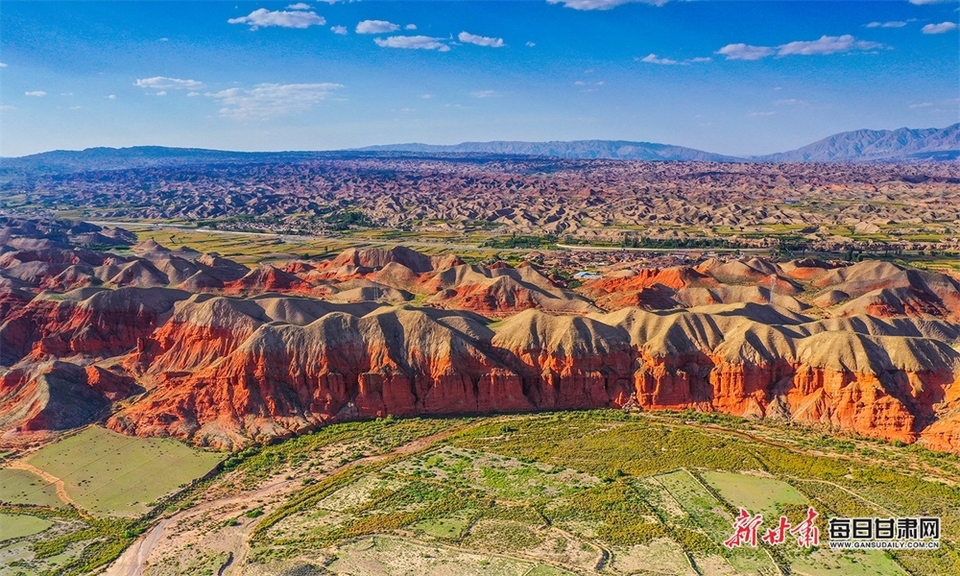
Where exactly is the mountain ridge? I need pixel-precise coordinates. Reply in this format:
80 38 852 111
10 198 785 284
754 123 960 162
355 139 741 162
1 124 957 174
2 220 959 452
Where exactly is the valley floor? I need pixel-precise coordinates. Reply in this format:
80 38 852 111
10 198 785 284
4 410 956 576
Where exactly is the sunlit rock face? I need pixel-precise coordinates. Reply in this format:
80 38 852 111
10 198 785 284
2 225 959 452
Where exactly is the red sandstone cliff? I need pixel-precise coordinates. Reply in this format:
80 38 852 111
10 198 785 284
100 302 960 451
3 240 960 453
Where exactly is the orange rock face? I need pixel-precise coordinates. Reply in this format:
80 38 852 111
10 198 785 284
101 329 960 451
3 236 960 453
0 362 138 432
0 288 187 365
99 305 960 451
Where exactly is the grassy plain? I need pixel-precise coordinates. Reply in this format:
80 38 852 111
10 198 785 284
0 425 224 576
131 227 357 264
0 469 63 508
3 413 958 575
53 218 954 277
26 426 222 517
0 514 53 541
196 411 958 576
700 470 808 517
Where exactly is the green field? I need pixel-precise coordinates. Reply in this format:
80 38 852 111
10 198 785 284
132 228 356 264
232 411 960 575
0 509 125 576
412 512 473 539
0 514 53 541
4 412 959 575
700 470 808 517
26 426 223 517
0 469 63 508
0 426 224 576
649 470 775 574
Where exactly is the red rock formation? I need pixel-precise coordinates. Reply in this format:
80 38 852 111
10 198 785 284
0 362 138 432
108 308 526 447
224 264 309 294
3 238 960 454
0 287 188 364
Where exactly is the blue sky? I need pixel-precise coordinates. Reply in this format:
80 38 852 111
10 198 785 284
1 0 957 157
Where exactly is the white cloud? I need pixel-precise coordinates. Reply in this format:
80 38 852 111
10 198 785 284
716 43 775 61
187 91 201 97
287 2 311 9
0 62 7 68
546 0 667 10
155 91 168 96
458 31 505 47
865 21 907 28
160 37 170 41
374 35 450 51
406 24 417 30
574 80 604 91
68 105 82 110
526 41 536 47
135 76 204 90
206 82 343 120
421 93 433 99
922 22 958 34
106 94 117 100
331 25 347 35
775 98 809 107
641 53 679 65
909 0 951 4
639 53 711 65
0 105 17 111
718 35 883 60
749 111 776 117
909 102 933 108
777 35 882 56
470 90 498 98
25 91 47 97
228 8 325 30
356 20 400 34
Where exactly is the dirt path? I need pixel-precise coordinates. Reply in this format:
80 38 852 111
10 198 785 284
102 426 467 576
6 460 89 517
106 518 172 576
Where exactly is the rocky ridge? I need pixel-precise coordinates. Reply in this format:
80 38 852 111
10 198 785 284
1 218 959 452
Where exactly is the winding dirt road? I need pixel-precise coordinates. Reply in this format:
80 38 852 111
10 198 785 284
6 460 92 519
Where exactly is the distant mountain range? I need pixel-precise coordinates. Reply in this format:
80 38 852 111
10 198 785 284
0 146 325 175
753 124 960 162
358 124 959 162
1 124 956 176
356 139 742 162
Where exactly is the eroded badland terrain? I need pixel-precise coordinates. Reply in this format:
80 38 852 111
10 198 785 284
1 156 959 575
